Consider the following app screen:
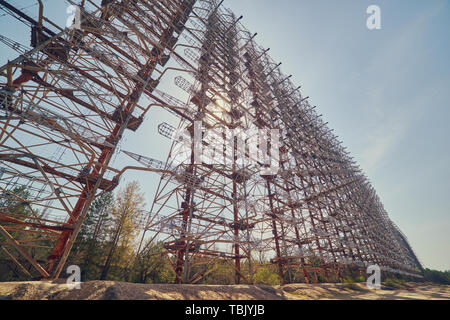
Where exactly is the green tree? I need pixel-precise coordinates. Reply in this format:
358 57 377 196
68 191 114 280
0 186 50 281
422 268 450 285
202 259 235 285
253 266 280 285
100 181 145 280
132 241 174 283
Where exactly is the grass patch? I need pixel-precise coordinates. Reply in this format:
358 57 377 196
383 278 406 290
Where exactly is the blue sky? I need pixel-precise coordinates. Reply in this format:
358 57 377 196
222 0 450 271
0 0 449 271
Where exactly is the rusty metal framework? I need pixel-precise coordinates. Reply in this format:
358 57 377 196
0 0 422 283
0 0 196 279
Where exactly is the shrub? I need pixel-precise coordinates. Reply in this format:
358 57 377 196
253 267 280 286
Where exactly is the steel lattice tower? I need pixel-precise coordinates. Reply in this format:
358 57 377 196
0 0 196 279
0 0 423 283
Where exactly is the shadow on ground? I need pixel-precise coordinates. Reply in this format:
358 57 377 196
0 281 448 300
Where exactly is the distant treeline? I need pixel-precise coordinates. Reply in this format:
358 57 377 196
421 269 450 285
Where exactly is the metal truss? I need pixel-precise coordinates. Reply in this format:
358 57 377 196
0 0 423 283
0 0 196 278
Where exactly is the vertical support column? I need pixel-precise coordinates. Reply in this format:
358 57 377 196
266 179 285 283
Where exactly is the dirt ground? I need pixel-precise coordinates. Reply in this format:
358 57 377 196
0 280 448 300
